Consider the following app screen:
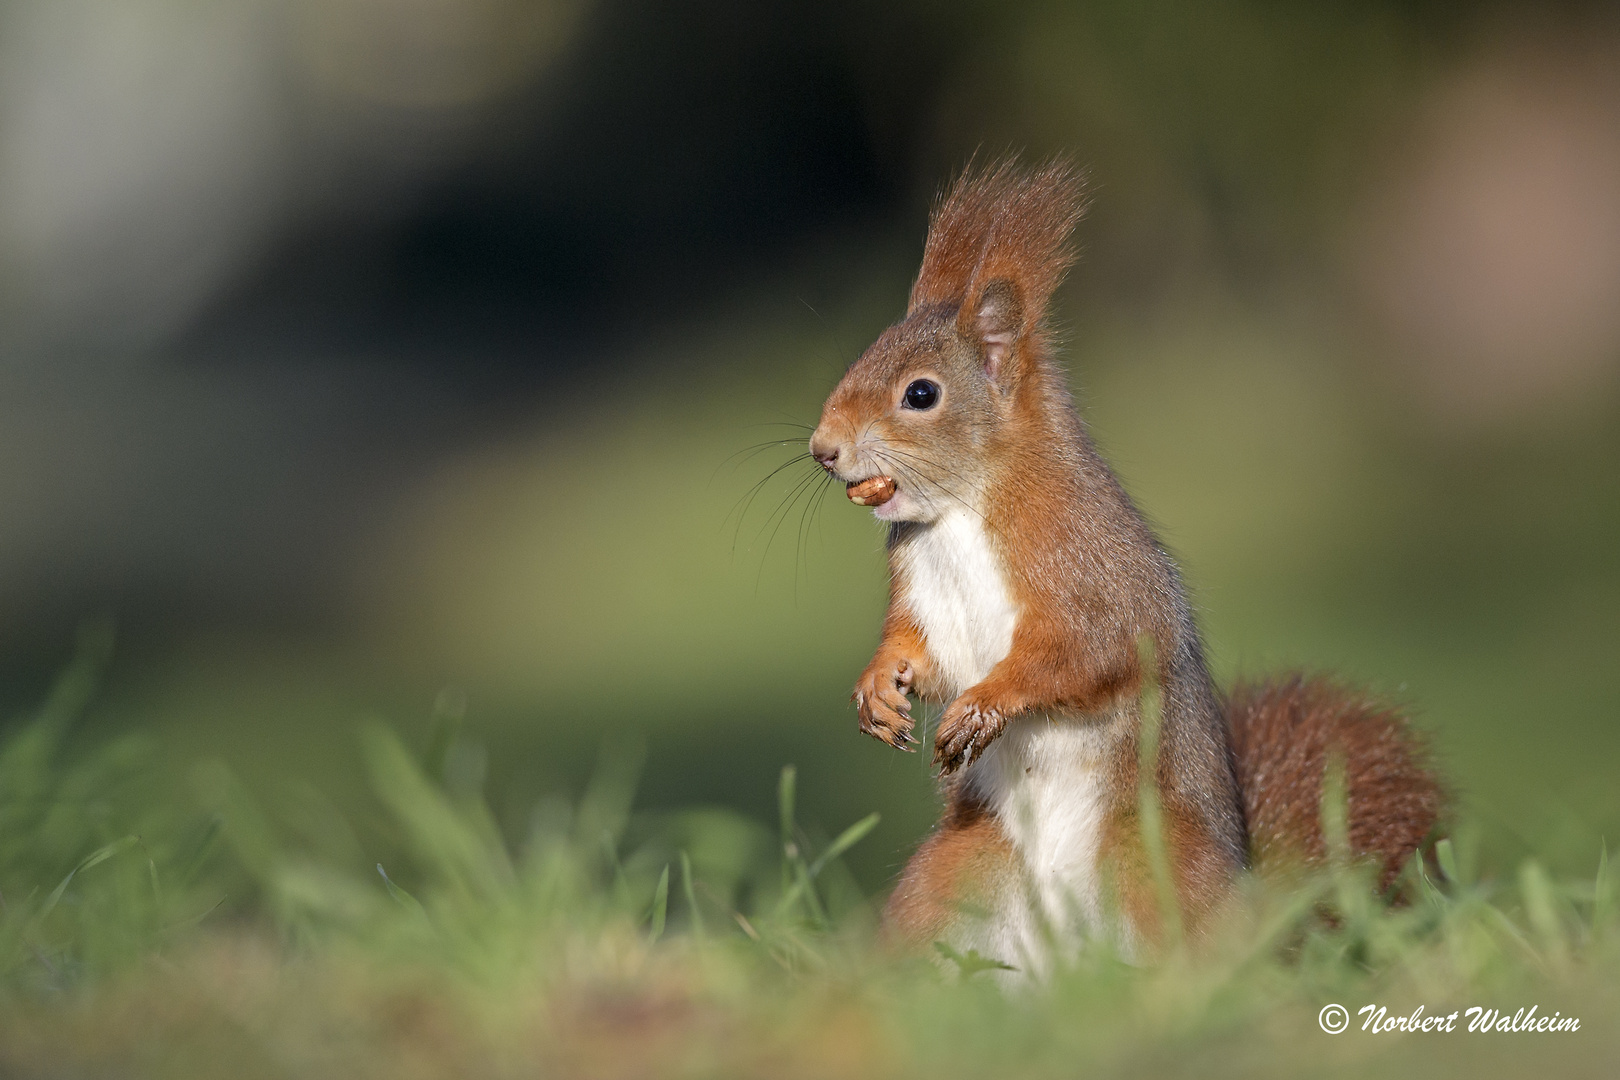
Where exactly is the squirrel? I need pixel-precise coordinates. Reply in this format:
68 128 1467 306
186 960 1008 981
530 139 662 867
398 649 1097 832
807 158 1443 971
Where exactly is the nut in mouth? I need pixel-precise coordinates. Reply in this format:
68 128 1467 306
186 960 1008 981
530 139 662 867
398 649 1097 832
846 476 897 507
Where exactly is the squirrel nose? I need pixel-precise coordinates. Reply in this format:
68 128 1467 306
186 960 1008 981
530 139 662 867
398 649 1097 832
808 429 841 472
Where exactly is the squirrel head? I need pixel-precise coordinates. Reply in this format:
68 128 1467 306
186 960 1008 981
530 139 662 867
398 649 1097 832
809 158 1087 523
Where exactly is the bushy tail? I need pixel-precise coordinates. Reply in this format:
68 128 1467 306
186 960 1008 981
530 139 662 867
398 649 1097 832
1226 674 1445 890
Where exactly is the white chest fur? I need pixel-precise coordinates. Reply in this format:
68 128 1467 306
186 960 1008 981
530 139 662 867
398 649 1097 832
962 721 1116 975
894 508 1018 697
895 510 1118 974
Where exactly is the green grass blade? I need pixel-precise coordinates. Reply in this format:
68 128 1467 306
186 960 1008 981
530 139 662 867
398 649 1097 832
422 687 468 786
376 863 428 920
778 765 798 895
601 830 633 910
37 835 140 923
1594 841 1610 935
1520 859 1569 969
575 740 646 856
361 722 514 901
774 812 880 922
649 864 670 942
178 814 224 887
808 812 881 880
680 850 704 939
1435 837 1459 884
1134 635 1182 947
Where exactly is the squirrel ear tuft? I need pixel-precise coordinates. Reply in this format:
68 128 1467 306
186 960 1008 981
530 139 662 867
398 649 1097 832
968 279 1022 384
909 157 1088 383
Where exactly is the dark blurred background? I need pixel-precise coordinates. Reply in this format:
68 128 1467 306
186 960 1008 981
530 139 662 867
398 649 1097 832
1 0 1617 887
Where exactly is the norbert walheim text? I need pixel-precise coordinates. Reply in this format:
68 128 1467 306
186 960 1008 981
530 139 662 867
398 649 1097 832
1318 1003 1582 1034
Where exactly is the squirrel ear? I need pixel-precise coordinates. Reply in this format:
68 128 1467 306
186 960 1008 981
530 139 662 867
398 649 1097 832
967 278 1022 385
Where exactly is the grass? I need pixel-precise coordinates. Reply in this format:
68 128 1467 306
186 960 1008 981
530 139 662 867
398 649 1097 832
1 631 1616 1077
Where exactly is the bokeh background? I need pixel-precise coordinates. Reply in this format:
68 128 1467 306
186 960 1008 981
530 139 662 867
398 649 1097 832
1 0 1617 891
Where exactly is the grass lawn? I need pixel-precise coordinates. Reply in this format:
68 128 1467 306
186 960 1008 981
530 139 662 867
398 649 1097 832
2 634 1615 1079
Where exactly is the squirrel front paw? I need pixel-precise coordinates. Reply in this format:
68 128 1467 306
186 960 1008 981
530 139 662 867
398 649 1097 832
934 695 1010 774
854 656 917 751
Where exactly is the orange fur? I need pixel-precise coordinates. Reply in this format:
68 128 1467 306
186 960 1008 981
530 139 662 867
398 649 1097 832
811 158 1445 962
1228 674 1445 890
852 595 932 751
883 794 1018 947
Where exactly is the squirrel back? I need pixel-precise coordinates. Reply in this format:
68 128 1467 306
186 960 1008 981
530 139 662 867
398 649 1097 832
809 158 1444 967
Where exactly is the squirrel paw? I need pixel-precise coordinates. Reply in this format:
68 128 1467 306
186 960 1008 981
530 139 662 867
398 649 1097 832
934 697 1008 774
855 658 917 751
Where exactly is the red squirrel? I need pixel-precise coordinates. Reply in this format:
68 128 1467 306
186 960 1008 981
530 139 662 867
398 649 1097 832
808 158 1442 969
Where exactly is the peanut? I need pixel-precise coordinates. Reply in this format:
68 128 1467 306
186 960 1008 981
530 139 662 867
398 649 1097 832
846 476 897 506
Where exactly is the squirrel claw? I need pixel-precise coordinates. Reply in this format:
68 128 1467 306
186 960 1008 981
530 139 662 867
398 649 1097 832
854 656 919 753
855 691 915 752
934 699 1007 775
861 715 916 752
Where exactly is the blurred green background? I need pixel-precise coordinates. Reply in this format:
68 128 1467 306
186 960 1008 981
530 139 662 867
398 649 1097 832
0 0 1616 893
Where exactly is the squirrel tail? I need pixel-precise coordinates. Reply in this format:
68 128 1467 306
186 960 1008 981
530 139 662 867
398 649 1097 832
1226 673 1446 890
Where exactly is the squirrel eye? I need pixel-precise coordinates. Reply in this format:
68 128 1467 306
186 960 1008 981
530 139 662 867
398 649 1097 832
902 379 940 410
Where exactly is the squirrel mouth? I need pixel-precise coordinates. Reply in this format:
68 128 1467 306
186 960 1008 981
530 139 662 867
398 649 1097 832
846 476 897 507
